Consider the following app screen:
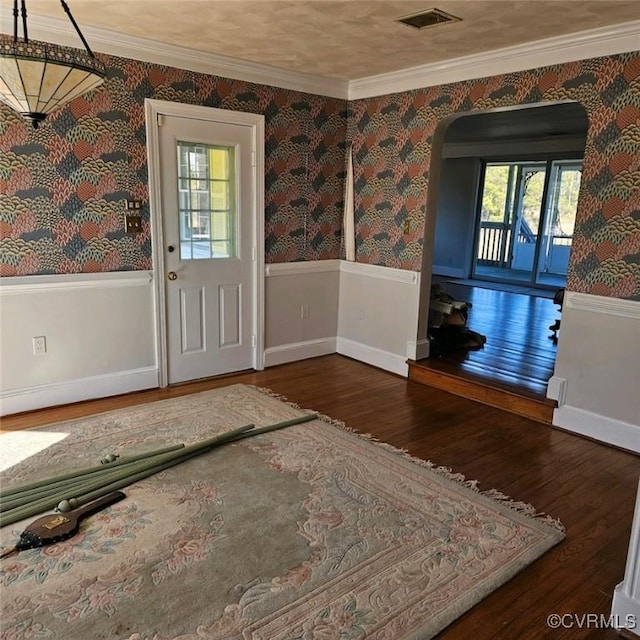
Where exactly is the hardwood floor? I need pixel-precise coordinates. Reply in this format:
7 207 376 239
409 358 556 424
425 281 560 397
411 281 563 422
2 354 638 639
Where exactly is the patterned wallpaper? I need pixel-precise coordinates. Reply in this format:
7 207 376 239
0 41 638 299
0 44 347 275
348 52 640 299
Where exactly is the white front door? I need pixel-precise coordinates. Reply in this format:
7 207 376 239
157 112 257 383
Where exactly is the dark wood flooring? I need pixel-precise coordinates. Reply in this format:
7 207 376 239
425 281 560 397
2 355 638 639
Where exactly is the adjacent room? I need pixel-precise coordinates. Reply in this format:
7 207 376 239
1 1 639 638
412 102 589 418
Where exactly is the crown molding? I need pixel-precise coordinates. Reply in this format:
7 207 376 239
1 8 637 103
0 7 349 100
348 20 640 100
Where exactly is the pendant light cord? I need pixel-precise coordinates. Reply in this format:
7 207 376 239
13 0 28 43
12 0 97 58
59 0 97 58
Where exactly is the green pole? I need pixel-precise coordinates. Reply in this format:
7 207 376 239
1 414 317 528
0 443 189 499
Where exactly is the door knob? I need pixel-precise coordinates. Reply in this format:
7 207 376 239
167 271 177 281
167 245 175 253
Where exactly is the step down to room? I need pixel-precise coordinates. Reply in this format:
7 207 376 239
407 359 556 424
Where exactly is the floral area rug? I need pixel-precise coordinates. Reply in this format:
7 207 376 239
0 384 564 639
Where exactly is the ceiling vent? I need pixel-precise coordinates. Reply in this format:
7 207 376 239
397 8 461 29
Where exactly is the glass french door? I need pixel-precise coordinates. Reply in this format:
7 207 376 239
536 161 582 284
473 159 582 287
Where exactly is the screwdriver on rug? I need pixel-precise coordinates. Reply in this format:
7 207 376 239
0 491 126 559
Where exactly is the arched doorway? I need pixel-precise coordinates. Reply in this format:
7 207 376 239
413 102 589 416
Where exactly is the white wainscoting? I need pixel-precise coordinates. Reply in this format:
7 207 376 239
263 261 340 367
0 272 158 415
337 261 421 377
5 266 637 456
1 261 420 414
549 292 640 453
264 260 421 377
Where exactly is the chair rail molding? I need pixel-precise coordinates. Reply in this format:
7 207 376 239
0 271 153 295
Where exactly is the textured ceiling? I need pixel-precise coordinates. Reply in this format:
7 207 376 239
22 1 640 80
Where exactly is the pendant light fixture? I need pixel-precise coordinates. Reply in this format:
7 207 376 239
0 0 105 128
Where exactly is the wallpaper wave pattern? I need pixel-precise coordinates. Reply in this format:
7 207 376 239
0 48 347 274
349 53 640 299
0 41 638 299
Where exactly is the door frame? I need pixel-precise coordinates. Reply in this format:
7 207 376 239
145 99 265 387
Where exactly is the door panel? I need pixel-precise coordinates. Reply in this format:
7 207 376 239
219 284 241 347
159 114 255 383
179 286 205 353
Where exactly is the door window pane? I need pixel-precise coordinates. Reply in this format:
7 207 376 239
538 160 582 278
477 164 517 267
176 142 236 260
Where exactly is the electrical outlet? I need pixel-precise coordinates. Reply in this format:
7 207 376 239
357 307 365 320
403 219 411 235
125 215 143 234
32 336 47 355
301 304 310 319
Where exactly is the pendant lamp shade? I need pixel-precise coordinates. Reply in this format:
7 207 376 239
0 1 105 128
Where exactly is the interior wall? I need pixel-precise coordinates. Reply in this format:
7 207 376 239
0 36 348 275
264 262 340 366
0 260 422 415
432 157 480 278
348 52 640 302
552 293 640 429
347 57 639 447
549 292 640 453
337 262 420 377
0 272 157 414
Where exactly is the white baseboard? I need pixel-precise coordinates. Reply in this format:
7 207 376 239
336 337 408 377
546 375 567 405
553 405 640 454
406 338 430 361
0 367 159 416
612 584 640 634
263 338 337 367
